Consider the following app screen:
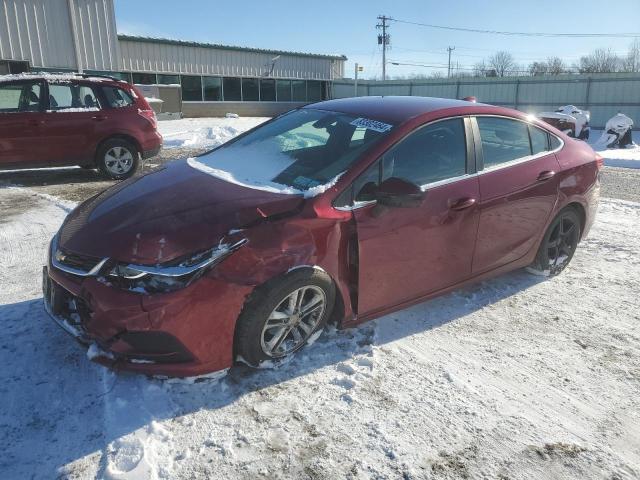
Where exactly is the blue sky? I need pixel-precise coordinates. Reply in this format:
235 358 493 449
114 0 640 79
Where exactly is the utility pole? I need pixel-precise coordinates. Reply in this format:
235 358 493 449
447 46 455 78
376 15 391 81
354 63 363 97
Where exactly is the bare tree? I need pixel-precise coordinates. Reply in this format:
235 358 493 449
528 61 548 76
473 60 497 77
546 57 567 75
576 48 621 73
488 51 516 76
622 39 640 72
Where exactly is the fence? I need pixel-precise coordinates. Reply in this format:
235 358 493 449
332 73 640 129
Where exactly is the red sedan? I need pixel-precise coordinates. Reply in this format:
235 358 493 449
43 96 601 377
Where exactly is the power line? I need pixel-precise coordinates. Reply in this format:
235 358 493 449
389 18 640 38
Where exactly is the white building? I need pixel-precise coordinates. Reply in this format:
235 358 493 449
0 0 346 116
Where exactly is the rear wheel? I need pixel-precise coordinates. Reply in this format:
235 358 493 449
97 138 140 180
234 269 335 367
528 208 581 276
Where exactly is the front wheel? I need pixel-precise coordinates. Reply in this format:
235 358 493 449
97 139 140 180
234 269 336 367
528 208 581 276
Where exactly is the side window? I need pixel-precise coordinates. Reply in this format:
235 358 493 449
381 118 467 186
0 81 42 112
529 125 550 155
48 83 100 111
102 86 134 108
354 161 381 202
549 134 562 150
477 117 532 169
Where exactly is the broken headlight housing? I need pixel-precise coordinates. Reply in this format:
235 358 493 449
105 238 247 294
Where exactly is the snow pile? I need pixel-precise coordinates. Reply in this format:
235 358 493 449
590 128 640 169
2 185 640 479
158 117 268 150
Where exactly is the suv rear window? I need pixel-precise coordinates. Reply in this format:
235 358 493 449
48 83 100 110
0 81 42 112
102 86 134 108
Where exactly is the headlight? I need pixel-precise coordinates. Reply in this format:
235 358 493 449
105 238 247 294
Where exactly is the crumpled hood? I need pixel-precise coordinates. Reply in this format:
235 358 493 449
58 160 305 264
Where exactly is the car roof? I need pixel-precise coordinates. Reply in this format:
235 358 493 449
0 72 126 85
307 96 491 124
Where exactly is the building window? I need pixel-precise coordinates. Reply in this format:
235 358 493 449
131 72 157 85
276 80 291 101
181 75 203 101
0 60 29 75
157 74 180 85
203 77 222 101
307 81 322 102
223 77 241 101
292 80 306 102
260 79 276 102
241 78 259 101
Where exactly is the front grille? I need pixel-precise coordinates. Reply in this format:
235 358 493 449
56 248 102 272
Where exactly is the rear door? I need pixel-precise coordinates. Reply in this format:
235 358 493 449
0 80 47 167
471 116 561 274
350 117 481 317
42 81 106 165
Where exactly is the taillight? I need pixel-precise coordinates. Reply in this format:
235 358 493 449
138 108 157 129
595 153 604 170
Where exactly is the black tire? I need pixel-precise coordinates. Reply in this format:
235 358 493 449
96 138 140 180
234 268 336 367
579 128 590 140
528 208 581 276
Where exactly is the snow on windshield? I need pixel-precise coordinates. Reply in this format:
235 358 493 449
187 109 392 198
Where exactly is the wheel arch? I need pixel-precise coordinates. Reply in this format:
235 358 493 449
565 201 587 239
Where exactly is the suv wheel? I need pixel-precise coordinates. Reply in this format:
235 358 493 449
97 139 140 180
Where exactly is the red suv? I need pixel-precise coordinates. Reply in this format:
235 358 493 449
0 73 162 179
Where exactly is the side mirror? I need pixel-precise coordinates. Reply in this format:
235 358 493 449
374 177 424 208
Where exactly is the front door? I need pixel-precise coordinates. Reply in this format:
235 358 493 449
472 116 561 274
352 117 480 318
0 80 46 167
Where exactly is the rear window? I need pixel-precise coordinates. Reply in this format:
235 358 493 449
48 83 100 111
102 86 135 108
529 125 550 155
477 117 532 169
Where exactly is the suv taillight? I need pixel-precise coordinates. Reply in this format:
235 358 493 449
595 153 604 170
138 108 157 129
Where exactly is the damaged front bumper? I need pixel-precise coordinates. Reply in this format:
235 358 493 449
42 255 253 377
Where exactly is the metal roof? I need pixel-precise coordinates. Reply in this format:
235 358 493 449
117 35 347 61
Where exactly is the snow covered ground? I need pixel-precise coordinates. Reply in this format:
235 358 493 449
1 117 640 479
158 117 268 150
589 129 640 169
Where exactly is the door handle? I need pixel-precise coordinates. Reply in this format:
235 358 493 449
26 119 44 127
537 170 556 181
449 197 477 211
91 115 107 121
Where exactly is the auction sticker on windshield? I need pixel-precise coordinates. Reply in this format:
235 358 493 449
350 117 393 133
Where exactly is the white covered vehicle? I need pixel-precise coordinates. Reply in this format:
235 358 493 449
538 105 590 140
594 113 635 149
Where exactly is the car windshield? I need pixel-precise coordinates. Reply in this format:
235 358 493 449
188 108 394 196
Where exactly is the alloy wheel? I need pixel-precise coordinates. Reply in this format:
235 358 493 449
104 146 134 175
260 286 326 358
546 214 578 269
